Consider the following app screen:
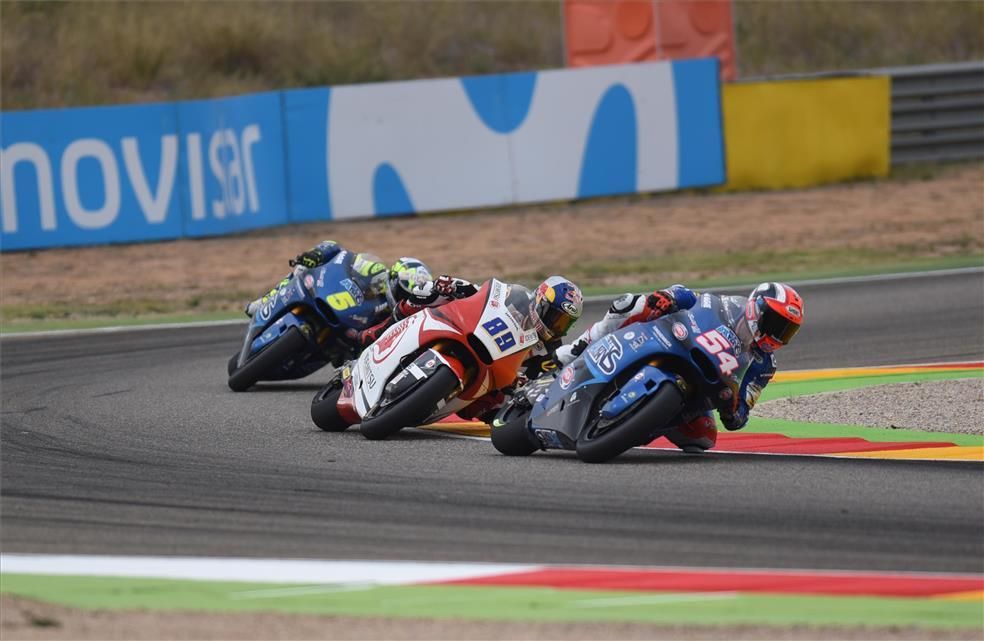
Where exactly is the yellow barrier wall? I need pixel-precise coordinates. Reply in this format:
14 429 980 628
722 76 890 190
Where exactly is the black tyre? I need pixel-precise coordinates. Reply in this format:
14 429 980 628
227 327 307 392
575 383 684 463
311 383 350 432
491 405 538 456
227 353 238 376
360 366 459 441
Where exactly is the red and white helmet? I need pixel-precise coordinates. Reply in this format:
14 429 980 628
745 283 804 352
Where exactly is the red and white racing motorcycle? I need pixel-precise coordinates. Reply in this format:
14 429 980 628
311 279 540 440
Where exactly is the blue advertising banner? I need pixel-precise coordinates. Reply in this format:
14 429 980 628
1 102 184 250
176 91 289 238
282 88 331 223
1 58 724 250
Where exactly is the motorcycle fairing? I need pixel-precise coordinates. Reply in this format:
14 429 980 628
347 279 536 421
236 257 388 376
527 296 750 450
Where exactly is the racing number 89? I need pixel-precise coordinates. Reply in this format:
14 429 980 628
482 318 516 351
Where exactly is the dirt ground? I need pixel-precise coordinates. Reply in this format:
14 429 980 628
4 594 981 641
1 164 982 321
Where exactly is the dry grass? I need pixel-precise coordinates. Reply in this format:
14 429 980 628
3 1 982 110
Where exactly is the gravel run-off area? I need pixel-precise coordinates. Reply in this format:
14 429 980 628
756 379 984 435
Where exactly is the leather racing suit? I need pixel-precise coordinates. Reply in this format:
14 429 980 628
344 276 480 348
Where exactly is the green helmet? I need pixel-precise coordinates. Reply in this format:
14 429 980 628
387 257 432 308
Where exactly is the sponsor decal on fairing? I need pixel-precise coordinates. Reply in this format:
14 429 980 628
672 322 688 340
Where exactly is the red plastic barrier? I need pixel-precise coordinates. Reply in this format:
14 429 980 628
564 0 737 81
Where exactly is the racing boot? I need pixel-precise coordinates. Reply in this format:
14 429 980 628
664 413 717 454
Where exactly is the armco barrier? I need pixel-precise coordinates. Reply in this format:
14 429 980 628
885 61 984 164
721 76 890 190
1 58 725 251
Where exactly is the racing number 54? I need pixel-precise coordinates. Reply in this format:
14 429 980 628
696 330 739 375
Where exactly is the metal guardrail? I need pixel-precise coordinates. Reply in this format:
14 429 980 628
746 61 984 165
879 61 984 164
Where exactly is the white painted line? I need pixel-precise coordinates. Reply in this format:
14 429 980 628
3 554 980 584
4 267 980 340
0 318 245 341
574 592 739 608
582 266 984 302
0 554 539 585
779 359 983 374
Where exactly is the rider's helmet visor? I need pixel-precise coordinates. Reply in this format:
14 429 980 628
758 298 801 347
538 304 576 338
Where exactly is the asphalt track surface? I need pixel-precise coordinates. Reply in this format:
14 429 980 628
2 271 983 573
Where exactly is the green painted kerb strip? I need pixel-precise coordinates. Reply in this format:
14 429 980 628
764 368 983 401
2 575 981 630
745 368 984 446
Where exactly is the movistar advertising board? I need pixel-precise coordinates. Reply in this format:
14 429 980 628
1 59 723 250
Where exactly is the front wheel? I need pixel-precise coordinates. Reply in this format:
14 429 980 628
227 327 308 392
575 383 684 463
360 366 460 441
491 405 538 456
311 382 350 432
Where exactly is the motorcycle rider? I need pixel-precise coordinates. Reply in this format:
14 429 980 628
341 257 478 348
244 240 389 318
556 282 804 453
555 284 699 364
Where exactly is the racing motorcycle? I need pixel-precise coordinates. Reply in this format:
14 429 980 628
227 251 388 391
490 294 750 463
310 279 539 439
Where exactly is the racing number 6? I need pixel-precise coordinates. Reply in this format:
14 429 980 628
482 317 516 351
696 330 739 375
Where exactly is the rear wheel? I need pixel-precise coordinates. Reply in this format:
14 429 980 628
575 383 684 463
227 327 307 392
311 383 350 432
360 366 460 441
491 405 537 456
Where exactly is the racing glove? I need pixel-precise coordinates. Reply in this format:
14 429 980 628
290 248 324 270
666 284 697 311
645 285 697 319
645 290 677 317
434 275 456 297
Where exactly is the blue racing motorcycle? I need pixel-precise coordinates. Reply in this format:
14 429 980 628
491 293 751 462
227 251 389 391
